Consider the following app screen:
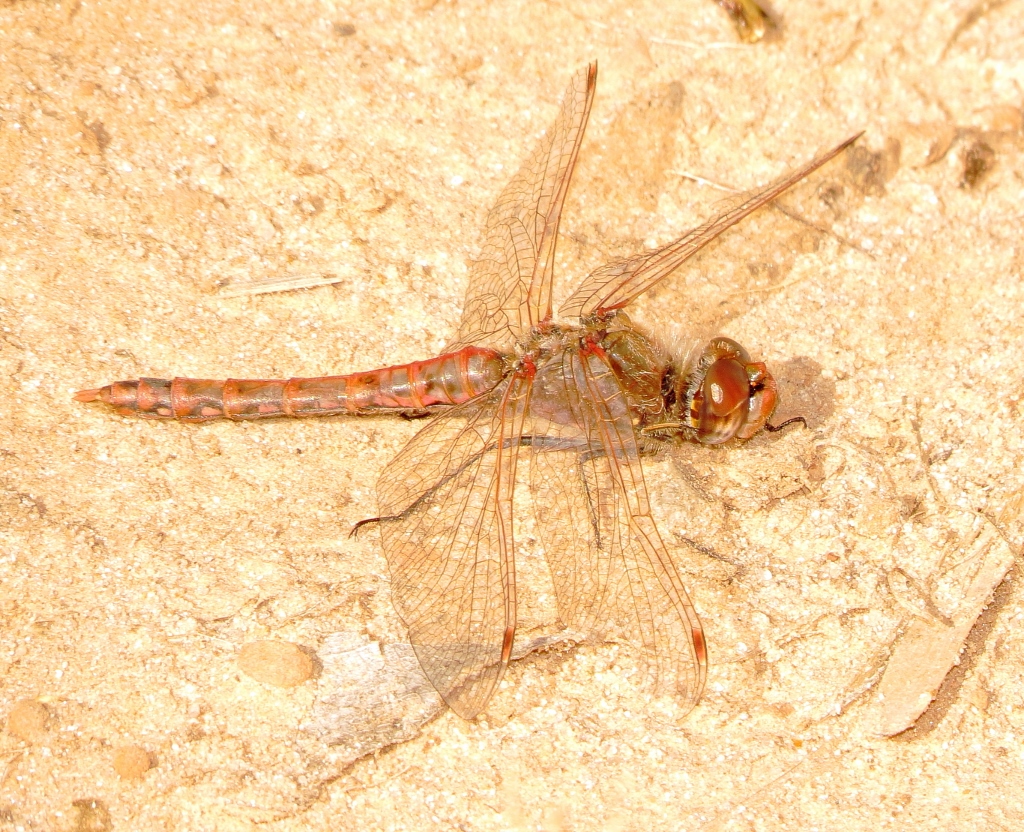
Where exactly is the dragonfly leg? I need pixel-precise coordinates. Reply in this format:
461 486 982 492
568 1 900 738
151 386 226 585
351 434 589 536
399 409 434 420
764 416 808 434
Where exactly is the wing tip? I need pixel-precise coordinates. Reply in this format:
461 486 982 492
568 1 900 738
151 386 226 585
838 130 865 152
574 61 598 94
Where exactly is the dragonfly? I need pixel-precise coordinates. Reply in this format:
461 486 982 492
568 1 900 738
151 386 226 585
77 63 859 719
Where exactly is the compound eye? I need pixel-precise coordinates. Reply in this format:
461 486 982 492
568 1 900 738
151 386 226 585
703 358 749 418
696 357 750 444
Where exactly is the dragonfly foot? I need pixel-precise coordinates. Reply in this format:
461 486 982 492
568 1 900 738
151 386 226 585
349 516 382 537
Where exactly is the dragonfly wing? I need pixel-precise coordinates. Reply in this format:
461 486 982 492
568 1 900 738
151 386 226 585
527 355 607 634
446 63 597 351
375 373 532 719
528 348 707 708
529 443 607 635
559 134 862 319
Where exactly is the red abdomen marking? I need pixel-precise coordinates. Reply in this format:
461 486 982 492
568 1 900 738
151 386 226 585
75 347 506 422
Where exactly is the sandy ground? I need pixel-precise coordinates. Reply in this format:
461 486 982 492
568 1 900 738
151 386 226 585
2 1 1023 830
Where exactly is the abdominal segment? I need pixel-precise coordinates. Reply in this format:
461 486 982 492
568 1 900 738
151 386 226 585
75 346 507 421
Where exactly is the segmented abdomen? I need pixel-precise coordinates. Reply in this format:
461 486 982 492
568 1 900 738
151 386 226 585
75 346 506 421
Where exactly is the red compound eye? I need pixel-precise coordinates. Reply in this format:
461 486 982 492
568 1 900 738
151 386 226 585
703 358 748 418
687 338 779 445
696 357 750 444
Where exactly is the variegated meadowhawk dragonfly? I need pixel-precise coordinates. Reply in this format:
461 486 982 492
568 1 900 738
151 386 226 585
77 64 859 719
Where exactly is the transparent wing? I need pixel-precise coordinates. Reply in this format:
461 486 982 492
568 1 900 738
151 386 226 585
528 348 707 708
559 134 862 319
526 353 607 634
446 63 597 351
375 374 532 719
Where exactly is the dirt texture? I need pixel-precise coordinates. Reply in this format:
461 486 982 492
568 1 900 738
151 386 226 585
2 1 1023 830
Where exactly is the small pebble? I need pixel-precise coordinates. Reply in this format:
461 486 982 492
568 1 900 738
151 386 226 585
75 80 99 99
6 699 49 743
238 640 314 688
113 744 152 780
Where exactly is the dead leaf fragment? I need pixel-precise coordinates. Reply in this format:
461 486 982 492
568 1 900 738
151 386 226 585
868 522 1015 736
70 115 109 155
898 121 957 167
844 137 901 195
310 633 442 762
71 799 111 832
960 139 995 188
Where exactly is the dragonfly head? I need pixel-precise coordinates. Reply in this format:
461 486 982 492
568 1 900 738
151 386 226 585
684 338 778 445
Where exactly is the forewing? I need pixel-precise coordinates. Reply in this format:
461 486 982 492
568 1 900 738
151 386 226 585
559 134 861 319
528 348 707 708
447 63 597 351
375 373 531 719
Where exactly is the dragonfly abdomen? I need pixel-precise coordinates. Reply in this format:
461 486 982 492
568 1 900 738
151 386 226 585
75 346 506 421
